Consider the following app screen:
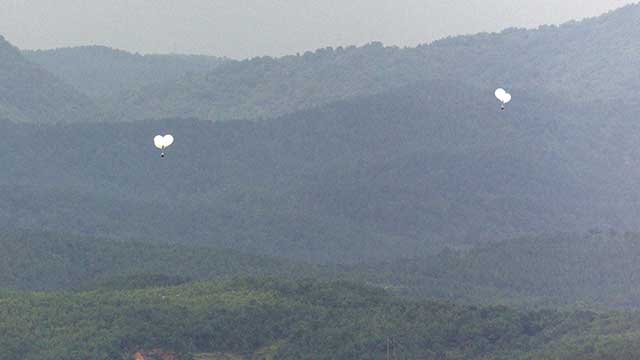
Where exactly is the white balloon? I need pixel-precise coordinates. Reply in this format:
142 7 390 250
153 134 174 149
495 88 512 104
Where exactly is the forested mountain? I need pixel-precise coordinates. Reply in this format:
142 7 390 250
2 6 639 263
24 46 226 99
92 3 640 122
6 4 640 124
8 229 640 311
3 277 640 360
0 36 101 123
349 232 640 309
4 4 640 358
1 77 639 263
0 231 318 291
8 228 640 311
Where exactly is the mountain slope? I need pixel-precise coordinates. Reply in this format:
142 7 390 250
0 79 638 264
24 46 227 100
350 231 640 309
0 231 317 291
101 3 640 121
0 36 101 123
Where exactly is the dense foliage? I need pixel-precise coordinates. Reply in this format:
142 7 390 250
3 277 639 360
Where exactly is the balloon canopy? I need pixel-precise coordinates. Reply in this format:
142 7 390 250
154 134 174 150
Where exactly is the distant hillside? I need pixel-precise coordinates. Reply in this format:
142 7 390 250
94 3 640 121
1 79 639 263
2 277 640 359
24 46 227 100
6 229 640 311
0 231 316 291
9 4 640 124
0 36 101 123
350 232 640 309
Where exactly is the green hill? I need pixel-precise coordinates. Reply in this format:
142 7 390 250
0 231 317 291
0 36 101 123
349 232 640 309
9 230 640 311
3 277 640 359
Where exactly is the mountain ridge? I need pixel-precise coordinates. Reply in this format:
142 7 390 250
94 3 640 122
0 36 102 123
24 45 227 100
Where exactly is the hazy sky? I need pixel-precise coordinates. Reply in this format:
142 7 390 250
0 0 635 59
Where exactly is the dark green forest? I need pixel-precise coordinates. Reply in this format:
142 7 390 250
4 277 640 360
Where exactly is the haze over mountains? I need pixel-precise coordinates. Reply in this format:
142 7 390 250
2 4 640 265
24 46 226 99
18 3 640 123
5 3 640 358
0 36 101 123
0 82 620 263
